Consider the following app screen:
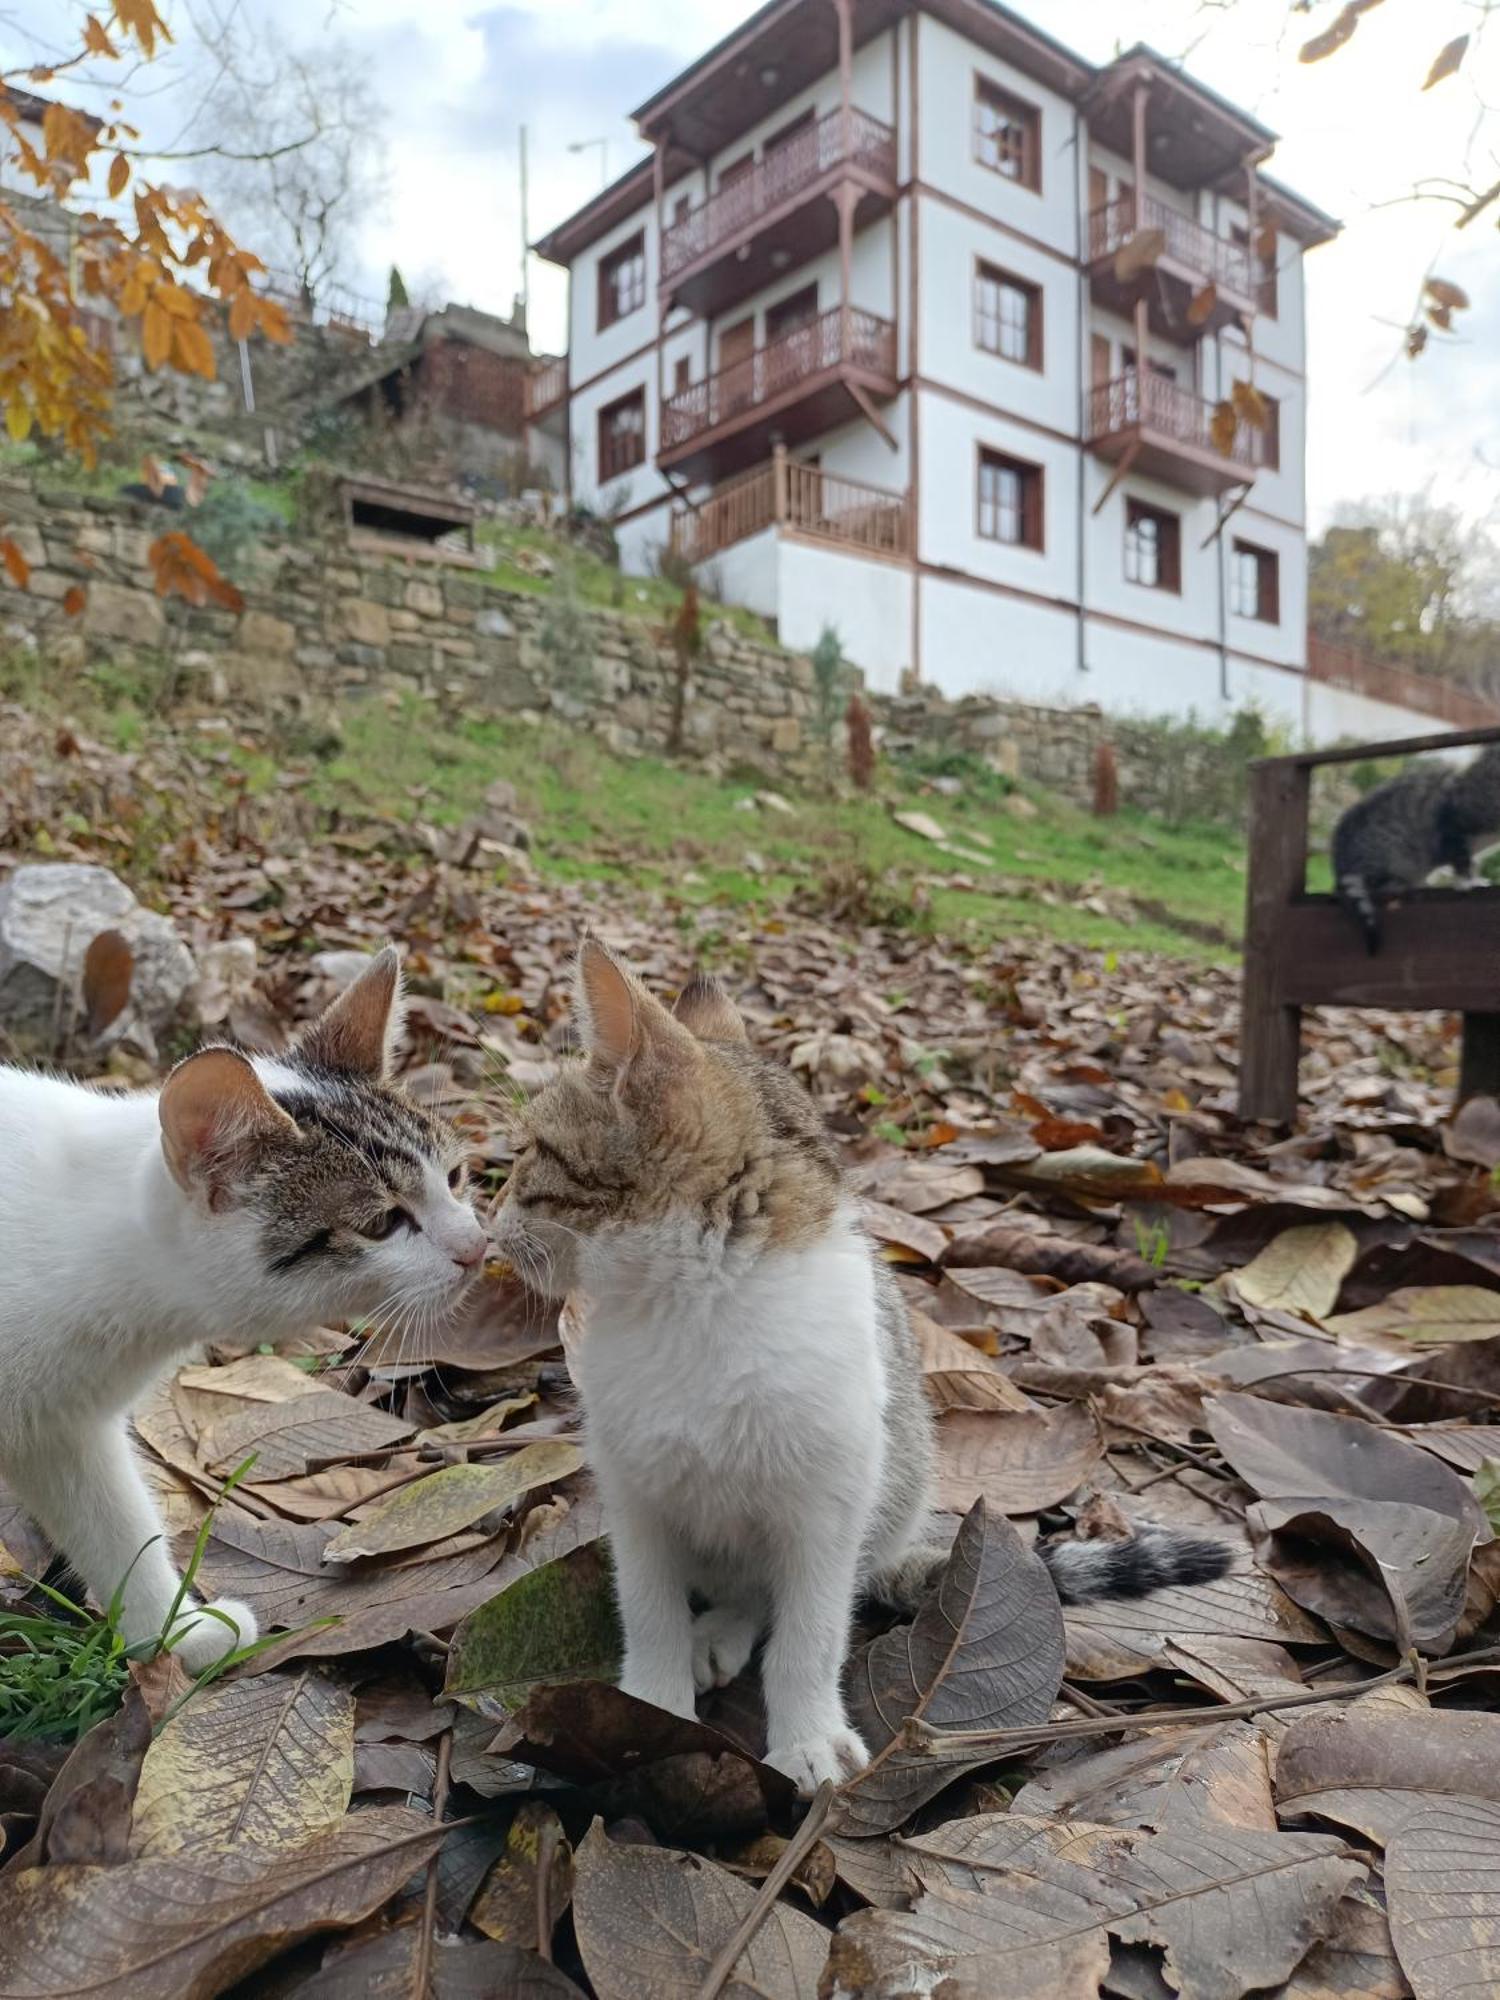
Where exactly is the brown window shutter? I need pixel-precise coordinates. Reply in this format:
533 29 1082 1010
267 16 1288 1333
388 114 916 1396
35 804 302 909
1028 284 1044 369
1162 515 1181 593
1264 552 1280 623
1091 333 1111 389
1023 467 1043 550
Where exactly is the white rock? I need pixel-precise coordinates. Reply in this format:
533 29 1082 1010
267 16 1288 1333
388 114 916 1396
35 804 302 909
307 948 379 992
0 862 196 1052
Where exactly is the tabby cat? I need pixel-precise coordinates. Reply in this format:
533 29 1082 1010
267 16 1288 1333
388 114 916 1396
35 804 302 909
1333 742 1500 951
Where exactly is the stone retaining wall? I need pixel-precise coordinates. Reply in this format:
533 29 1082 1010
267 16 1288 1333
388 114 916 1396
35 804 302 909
0 478 1284 821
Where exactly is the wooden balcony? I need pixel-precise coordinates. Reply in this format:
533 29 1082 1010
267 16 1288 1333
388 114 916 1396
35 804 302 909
524 355 567 428
1088 193 1256 342
660 107 897 318
669 454 910 566
659 304 897 485
1085 372 1258 498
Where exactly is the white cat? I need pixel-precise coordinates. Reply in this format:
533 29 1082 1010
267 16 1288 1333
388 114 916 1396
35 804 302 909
0 948 486 1669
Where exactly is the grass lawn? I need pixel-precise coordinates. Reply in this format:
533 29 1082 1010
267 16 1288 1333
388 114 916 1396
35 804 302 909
297 696 1248 961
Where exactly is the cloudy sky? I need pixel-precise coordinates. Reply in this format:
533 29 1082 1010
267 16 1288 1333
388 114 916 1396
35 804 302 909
8 0 1500 529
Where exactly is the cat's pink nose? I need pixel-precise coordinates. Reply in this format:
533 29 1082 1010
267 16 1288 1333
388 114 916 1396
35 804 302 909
454 1229 487 1270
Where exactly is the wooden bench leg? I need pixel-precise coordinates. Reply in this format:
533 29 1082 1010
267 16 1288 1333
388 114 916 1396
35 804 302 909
1238 760 1311 1126
1460 1013 1500 1102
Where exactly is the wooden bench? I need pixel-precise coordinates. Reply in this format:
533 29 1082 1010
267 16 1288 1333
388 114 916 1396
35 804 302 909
1238 723 1500 1125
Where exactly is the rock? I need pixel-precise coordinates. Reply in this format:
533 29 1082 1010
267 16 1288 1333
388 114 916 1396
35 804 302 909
237 610 297 658
404 579 444 618
82 580 166 647
341 598 391 647
476 607 515 639
929 775 964 798
0 863 195 1056
754 790 797 816
308 948 379 992
191 937 257 1027
1005 792 1040 820
892 809 948 844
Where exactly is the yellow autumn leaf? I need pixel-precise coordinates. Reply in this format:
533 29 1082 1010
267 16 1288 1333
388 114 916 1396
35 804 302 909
142 298 171 371
107 151 130 198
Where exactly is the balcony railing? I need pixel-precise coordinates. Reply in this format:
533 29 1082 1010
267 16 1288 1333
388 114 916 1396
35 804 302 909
524 355 567 420
1089 192 1253 300
1307 637 1500 731
670 454 910 565
661 108 897 282
661 305 896 452
1087 372 1260 474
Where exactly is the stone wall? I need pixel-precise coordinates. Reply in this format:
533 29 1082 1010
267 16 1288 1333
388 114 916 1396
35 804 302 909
0 477 1290 820
0 478 824 769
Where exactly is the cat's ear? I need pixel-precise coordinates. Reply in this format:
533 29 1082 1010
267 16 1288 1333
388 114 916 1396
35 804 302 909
299 945 404 1080
574 937 694 1093
672 974 748 1045
159 1047 298 1203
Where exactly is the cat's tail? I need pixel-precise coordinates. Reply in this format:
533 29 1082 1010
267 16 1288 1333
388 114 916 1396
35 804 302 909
1337 872 1381 955
866 1525 1231 1613
1036 1526 1230 1605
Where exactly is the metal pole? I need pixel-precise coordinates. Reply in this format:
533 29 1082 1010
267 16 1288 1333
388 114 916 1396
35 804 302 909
519 124 530 322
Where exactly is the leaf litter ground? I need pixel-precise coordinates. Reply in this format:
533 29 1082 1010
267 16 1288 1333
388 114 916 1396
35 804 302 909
3 728 1500 1996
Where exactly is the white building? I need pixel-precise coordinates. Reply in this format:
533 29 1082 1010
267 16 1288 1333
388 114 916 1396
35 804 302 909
533 0 1341 729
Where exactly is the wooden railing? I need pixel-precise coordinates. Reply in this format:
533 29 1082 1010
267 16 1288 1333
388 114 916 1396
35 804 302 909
670 454 910 565
1089 192 1253 299
1306 636 1500 730
661 305 895 451
1086 372 1261 473
661 107 897 280
524 355 567 419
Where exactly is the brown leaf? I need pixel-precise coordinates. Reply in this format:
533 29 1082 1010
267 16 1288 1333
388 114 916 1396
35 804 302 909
61 583 87 617
470 1802 573 1951
4 1689 151 1873
81 928 133 1037
198 1389 415 1479
943 1224 1156 1292
1276 1693 1500 1845
936 1402 1103 1515
1210 399 1239 455
1425 277 1471 312
0 536 31 592
1443 1094 1500 1167
1388 1795 1500 2000
1114 226 1167 282
912 1308 1033 1413
130 1669 355 1857
1067 1567 1324 1680
1230 1222 1358 1320
1300 2 1381 65
863 1199 946 1264
1423 34 1469 88
571 1820 830 2000
1188 282 1218 327
838 1502 1065 1837
323 1442 583 1563
280 1931 586 1998
831 1812 1364 2000
1324 1286 1500 1346
0 1807 447 2000
1205 1393 1484 1648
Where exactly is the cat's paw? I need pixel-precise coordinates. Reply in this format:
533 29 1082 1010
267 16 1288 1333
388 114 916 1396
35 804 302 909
691 1605 760 1693
766 1727 869 1795
169 1597 259 1672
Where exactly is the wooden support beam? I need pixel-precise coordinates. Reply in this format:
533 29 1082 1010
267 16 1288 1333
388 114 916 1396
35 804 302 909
1090 439 1140 515
1238 758 1310 1124
848 379 898 449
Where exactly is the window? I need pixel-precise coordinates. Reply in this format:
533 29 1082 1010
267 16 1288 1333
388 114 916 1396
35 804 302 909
597 232 645 330
1232 222 1279 317
1124 499 1181 592
977 448 1043 550
765 282 818 343
672 194 692 228
598 388 646 479
1231 539 1280 622
1259 392 1280 471
973 77 1040 191
672 355 691 394
1121 346 1178 385
975 262 1042 368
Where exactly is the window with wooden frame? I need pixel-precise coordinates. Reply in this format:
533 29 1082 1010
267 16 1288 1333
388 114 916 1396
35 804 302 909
977 448 1043 551
1231 222 1279 317
1124 498 1181 592
1231 539 1280 622
597 231 646 330
672 356 692 394
974 262 1042 369
1258 392 1281 471
672 194 692 228
973 76 1040 191
597 387 646 480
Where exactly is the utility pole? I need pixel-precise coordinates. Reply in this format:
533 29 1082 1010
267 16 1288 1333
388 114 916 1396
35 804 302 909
518 123 530 326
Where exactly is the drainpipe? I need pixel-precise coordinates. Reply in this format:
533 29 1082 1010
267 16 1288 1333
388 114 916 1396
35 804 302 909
1074 104 1087 680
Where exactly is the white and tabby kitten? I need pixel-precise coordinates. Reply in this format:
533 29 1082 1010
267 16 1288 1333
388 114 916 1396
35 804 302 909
0 948 486 1667
497 942 1228 1793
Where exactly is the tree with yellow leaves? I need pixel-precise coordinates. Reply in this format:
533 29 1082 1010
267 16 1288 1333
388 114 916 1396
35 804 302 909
0 1 292 610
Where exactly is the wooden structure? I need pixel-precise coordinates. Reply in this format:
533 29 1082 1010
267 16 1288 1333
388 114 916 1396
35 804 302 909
1239 724 1500 1124
339 475 478 566
668 446 909 565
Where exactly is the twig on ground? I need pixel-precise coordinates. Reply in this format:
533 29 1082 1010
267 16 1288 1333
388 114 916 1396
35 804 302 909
693 1780 834 2000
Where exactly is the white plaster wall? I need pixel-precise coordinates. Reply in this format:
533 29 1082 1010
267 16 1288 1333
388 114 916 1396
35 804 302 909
916 15 1081 254
614 498 675 577
918 195 1079 438
920 573 1080 701
1303 681 1465 747
778 539 912 693
570 203 657 390
701 526 781 620
816 392 911 489
918 389 1080 605
1223 508 1306 672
